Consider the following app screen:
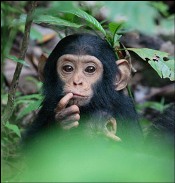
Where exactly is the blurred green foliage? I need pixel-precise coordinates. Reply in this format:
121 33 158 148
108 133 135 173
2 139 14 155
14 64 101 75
7 55 29 66
102 1 174 35
137 98 171 113
2 129 174 182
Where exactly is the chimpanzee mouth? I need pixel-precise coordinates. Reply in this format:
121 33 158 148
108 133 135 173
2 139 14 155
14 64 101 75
72 93 88 98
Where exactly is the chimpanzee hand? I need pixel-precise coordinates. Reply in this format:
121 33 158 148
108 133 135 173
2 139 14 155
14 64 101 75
85 111 121 142
54 93 80 130
104 118 121 142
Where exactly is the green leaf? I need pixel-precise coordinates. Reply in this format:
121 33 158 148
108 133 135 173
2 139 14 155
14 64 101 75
34 2 76 17
113 34 122 47
34 3 106 35
61 8 106 36
7 55 30 67
128 48 169 60
137 100 171 113
108 22 123 47
108 22 123 35
127 48 175 81
15 94 43 107
17 100 42 120
5 121 21 137
34 15 82 28
1 2 23 14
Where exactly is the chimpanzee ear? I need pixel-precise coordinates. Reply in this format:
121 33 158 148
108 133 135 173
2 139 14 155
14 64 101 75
115 59 131 91
38 53 48 82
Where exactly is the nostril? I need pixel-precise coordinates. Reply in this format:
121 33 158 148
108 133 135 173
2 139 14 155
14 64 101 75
73 81 83 85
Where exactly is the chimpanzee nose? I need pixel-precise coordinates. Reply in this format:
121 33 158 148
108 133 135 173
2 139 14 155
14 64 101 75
73 80 83 85
73 73 83 85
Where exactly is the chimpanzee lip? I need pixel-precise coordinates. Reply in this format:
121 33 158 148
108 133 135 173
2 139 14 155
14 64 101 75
64 91 88 98
72 93 87 98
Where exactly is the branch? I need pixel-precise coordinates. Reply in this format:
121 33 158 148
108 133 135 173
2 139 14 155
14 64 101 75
2 1 37 124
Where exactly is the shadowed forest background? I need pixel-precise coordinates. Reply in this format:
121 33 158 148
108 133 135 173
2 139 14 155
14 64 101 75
1 1 175 182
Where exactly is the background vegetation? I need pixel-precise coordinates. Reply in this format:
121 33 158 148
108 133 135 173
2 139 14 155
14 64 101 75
1 1 174 182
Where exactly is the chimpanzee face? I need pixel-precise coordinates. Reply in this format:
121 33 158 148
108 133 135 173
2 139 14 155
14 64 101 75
57 54 103 107
39 33 131 108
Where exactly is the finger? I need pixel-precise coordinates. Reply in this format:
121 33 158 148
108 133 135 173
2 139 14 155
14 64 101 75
60 113 80 126
62 121 79 130
55 93 73 111
105 118 117 135
66 113 80 123
55 105 79 121
63 105 80 116
105 132 121 142
103 126 121 142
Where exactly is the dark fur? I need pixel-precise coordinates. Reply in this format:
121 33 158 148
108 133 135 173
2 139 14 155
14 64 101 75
23 33 143 144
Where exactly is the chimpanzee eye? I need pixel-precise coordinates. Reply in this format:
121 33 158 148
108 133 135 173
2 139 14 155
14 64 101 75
85 66 96 73
62 65 74 72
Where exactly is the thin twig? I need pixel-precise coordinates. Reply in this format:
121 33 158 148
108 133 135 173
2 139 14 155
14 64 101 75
2 1 37 124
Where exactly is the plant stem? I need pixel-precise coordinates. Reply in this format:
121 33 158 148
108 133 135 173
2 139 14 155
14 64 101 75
127 85 135 105
2 1 37 124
